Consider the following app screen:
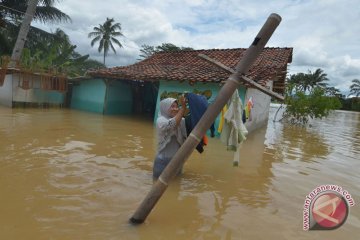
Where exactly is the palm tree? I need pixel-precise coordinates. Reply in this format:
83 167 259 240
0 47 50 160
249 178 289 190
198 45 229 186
88 18 124 65
1 0 70 24
299 68 329 92
325 86 341 97
349 79 360 97
0 0 71 55
19 28 105 77
287 73 307 92
9 0 39 67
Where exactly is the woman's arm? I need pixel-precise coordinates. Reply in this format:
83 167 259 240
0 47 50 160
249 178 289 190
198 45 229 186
174 96 186 126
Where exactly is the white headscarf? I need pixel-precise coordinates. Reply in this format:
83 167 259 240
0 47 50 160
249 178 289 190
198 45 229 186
157 98 187 153
159 98 176 118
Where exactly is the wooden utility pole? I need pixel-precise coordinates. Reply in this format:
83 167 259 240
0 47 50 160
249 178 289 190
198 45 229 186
130 13 283 224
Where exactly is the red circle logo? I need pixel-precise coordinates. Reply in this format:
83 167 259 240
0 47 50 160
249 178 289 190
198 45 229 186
311 192 348 229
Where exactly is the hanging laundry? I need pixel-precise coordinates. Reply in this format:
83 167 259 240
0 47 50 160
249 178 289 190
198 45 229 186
245 97 254 121
217 105 228 134
185 115 205 153
220 89 248 151
203 135 208 146
242 109 246 123
185 93 215 153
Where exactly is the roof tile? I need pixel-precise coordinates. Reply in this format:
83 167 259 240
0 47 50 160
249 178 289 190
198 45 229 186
88 47 293 94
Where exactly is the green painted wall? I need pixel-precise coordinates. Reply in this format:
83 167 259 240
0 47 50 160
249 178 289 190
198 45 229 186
154 80 247 136
105 80 133 115
69 78 246 124
71 79 106 113
238 86 246 104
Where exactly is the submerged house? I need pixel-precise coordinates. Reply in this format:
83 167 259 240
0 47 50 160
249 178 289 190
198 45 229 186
0 61 68 108
70 47 293 132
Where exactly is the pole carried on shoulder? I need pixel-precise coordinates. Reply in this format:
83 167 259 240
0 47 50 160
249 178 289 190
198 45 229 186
130 13 282 224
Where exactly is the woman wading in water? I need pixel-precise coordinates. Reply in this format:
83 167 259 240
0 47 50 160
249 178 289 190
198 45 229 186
153 96 187 180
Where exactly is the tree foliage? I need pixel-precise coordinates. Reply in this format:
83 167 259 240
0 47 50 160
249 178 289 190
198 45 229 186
283 69 342 124
138 44 155 60
0 0 71 24
287 68 329 93
0 0 70 55
88 17 124 65
339 97 360 112
155 43 193 52
0 1 104 77
19 28 105 77
138 43 194 60
349 79 360 97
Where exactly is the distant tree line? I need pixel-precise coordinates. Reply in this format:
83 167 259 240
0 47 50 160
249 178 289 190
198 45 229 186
340 79 360 111
282 69 359 124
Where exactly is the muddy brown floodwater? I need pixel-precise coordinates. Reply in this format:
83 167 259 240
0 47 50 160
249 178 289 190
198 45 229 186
0 106 359 239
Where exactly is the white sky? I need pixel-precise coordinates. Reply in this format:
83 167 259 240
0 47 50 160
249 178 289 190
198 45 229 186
33 0 360 95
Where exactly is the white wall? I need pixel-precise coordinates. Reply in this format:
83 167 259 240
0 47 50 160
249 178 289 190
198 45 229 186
12 73 36 102
244 81 273 133
0 75 13 107
12 74 65 104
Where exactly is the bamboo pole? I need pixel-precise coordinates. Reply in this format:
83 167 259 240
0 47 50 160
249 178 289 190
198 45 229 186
129 13 282 224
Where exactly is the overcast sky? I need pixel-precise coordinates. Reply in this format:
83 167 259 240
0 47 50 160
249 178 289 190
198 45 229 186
33 0 360 95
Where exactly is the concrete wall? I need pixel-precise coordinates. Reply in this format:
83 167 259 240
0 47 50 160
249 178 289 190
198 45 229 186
155 80 247 136
104 80 133 115
71 78 106 113
70 79 134 115
12 74 65 104
244 81 273 133
0 74 65 107
155 80 220 123
0 75 13 107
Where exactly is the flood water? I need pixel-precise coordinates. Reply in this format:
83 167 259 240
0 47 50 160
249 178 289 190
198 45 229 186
0 105 359 239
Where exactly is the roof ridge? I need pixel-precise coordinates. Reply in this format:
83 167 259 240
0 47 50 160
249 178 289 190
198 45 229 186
155 46 293 53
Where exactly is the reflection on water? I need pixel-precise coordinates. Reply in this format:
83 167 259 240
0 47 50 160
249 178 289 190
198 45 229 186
266 122 330 163
0 106 359 239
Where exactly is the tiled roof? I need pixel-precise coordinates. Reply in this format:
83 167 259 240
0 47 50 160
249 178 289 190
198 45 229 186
88 47 292 93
